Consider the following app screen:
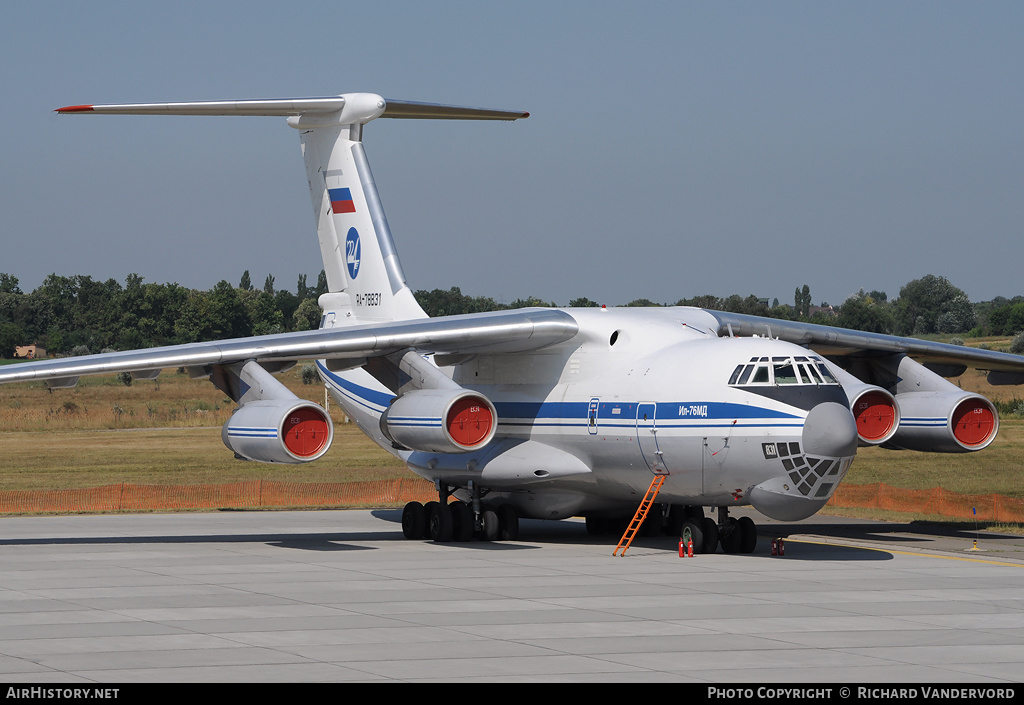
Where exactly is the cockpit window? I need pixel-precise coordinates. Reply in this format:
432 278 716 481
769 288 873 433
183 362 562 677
800 362 824 384
773 362 798 384
815 363 838 384
729 355 839 387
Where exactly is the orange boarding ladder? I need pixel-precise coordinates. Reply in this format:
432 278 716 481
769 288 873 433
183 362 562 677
613 475 666 557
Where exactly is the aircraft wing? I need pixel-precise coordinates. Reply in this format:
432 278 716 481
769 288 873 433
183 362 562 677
707 310 1024 383
0 309 578 387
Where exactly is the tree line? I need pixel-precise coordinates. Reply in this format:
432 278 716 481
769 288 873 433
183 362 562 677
1 271 1023 359
0 270 326 358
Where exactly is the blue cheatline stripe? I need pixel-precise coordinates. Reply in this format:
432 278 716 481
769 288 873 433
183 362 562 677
316 362 393 411
227 427 278 438
494 400 800 422
500 421 802 431
900 418 948 427
316 360 804 429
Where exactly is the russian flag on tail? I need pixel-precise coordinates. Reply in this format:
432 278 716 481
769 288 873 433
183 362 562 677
329 187 356 214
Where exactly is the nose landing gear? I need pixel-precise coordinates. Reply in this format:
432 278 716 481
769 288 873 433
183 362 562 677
718 507 758 554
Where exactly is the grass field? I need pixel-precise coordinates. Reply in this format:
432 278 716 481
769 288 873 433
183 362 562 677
1 362 1022 521
0 365 409 492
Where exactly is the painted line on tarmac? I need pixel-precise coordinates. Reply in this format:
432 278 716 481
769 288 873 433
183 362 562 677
783 537 1024 568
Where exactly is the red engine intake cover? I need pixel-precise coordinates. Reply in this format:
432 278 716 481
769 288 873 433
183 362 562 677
283 406 331 458
952 399 996 447
446 396 494 448
854 391 897 442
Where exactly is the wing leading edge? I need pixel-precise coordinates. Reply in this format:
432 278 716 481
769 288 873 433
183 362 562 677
0 309 578 386
707 310 1024 383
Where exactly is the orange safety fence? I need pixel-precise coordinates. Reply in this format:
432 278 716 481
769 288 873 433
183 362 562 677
2 480 1023 522
0 478 438 514
827 482 1024 523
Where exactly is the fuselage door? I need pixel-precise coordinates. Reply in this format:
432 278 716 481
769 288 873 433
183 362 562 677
636 402 668 474
588 398 599 435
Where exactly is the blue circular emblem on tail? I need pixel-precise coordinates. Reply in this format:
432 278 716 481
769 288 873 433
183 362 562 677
345 227 361 279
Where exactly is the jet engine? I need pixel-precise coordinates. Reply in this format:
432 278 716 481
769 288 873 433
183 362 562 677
222 399 334 464
380 388 497 453
822 361 900 446
835 354 999 454
887 391 998 453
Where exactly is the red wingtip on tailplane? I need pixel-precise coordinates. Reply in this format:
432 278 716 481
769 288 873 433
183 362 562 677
55 105 95 113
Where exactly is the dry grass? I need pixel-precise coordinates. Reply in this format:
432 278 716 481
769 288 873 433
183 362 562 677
842 420 1024 498
818 505 1024 535
837 366 1024 498
0 365 409 492
0 368 239 432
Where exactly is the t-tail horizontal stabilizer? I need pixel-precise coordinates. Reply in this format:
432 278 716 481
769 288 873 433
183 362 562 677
56 95 529 123
56 93 529 325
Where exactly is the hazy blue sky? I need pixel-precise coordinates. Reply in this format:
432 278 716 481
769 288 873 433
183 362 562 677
2 2 1022 308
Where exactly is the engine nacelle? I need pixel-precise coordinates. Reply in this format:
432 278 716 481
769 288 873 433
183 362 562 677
223 399 334 463
888 392 998 453
821 360 900 446
848 388 900 446
381 388 497 453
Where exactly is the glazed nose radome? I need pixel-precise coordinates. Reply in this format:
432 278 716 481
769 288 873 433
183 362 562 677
802 401 858 459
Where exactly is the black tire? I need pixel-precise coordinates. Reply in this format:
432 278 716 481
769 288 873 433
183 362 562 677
497 504 519 541
738 516 757 554
704 514 720 553
428 502 454 542
479 508 500 541
450 502 474 542
720 517 742 554
681 518 704 554
401 501 425 539
701 516 719 554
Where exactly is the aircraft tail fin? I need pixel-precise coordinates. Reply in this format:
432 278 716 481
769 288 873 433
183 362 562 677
57 94 529 325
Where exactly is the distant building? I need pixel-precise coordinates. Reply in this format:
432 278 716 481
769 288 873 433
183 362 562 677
14 345 46 359
809 305 836 317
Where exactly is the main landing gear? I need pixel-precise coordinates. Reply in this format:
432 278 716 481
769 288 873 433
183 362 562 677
586 505 758 555
401 481 519 543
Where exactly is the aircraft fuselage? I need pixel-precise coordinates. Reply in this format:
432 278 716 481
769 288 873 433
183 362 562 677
320 306 859 523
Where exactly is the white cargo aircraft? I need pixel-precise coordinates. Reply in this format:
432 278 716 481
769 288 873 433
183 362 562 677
3 93 1023 552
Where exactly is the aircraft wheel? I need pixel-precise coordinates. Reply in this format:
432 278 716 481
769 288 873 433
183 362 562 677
497 504 519 541
720 518 742 554
428 502 454 542
701 516 719 554
450 502 474 542
738 516 757 554
681 519 705 554
401 501 426 539
478 508 500 541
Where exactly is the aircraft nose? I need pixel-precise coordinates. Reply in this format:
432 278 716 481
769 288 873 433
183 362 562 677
802 401 858 458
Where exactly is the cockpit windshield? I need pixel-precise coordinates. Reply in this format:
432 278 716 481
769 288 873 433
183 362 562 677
728 355 839 387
